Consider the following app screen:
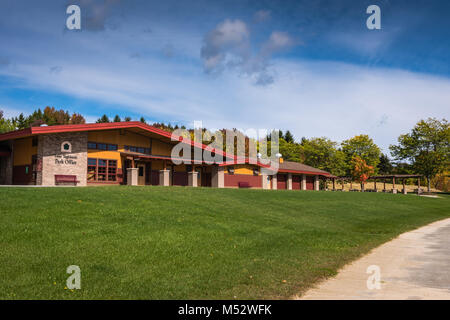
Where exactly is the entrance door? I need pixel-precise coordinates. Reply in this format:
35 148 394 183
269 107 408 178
138 164 145 185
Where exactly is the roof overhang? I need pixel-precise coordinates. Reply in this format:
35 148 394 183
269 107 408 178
0 122 235 160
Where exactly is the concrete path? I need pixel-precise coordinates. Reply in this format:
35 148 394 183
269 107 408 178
296 218 450 300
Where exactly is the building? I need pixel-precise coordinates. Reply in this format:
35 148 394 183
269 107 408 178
0 122 331 189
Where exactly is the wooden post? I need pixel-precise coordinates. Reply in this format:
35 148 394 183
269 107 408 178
402 178 406 194
342 179 345 191
163 160 166 170
332 178 336 191
417 177 421 194
392 176 397 194
383 178 386 192
374 179 377 192
350 180 353 190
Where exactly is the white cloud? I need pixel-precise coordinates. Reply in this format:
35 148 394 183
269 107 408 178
200 19 250 73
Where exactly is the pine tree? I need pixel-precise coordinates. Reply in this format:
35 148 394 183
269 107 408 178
96 114 110 123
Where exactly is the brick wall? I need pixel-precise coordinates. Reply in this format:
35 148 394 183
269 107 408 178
37 132 88 186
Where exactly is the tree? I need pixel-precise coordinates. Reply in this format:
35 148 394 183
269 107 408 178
284 130 294 143
96 114 110 123
279 138 303 163
140 117 146 124
113 115 121 122
301 137 347 177
390 118 449 191
350 155 375 191
124 116 132 122
0 110 16 133
69 113 86 124
377 154 393 174
341 134 381 174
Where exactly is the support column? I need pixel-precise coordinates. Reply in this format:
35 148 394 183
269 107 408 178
287 173 292 190
314 175 319 191
374 179 377 192
417 177 422 195
188 171 198 187
383 178 387 192
392 177 397 194
402 178 407 194
261 174 269 189
332 178 336 191
211 165 224 188
272 174 277 190
127 168 138 186
159 169 170 186
301 174 306 190
341 179 345 191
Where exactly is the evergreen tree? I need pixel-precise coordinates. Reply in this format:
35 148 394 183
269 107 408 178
377 154 393 174
113 115 121 122
284 130 294 143
96 114 110 123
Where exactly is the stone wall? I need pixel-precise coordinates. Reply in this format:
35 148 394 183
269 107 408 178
37 132 88 186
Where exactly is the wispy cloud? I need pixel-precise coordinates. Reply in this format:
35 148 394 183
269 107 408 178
200 19 294 85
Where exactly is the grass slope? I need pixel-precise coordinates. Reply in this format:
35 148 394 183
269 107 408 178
0 186 449 299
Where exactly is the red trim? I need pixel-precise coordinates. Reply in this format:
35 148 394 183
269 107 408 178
277 168 331 176
0 151 11 157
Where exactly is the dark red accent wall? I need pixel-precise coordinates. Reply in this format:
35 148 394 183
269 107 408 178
224 173 262 188
277 174 287 189
173 172 188 186
292 175 301 190
13 165 33 185
151 170 159 185
306 176 314 190
201 172 211 187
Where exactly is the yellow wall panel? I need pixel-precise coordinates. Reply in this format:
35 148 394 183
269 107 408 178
13 138 36 166
152 139 172 156
234 164 258 175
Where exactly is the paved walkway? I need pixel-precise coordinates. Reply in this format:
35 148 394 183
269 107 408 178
296 218 450 300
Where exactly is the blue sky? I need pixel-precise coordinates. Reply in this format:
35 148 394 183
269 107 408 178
0 0 449 152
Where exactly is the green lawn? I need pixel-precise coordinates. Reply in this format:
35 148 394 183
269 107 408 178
0 186 449 299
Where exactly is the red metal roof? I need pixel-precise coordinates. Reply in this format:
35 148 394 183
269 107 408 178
0 122 234 159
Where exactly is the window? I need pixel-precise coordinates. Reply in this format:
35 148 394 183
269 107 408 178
87 158 118 182
227 166 235 174
138 166 144 177
253 168 259 176
107 144 118 151
124 145 151 154
32 137 38 147
88 142 118 151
